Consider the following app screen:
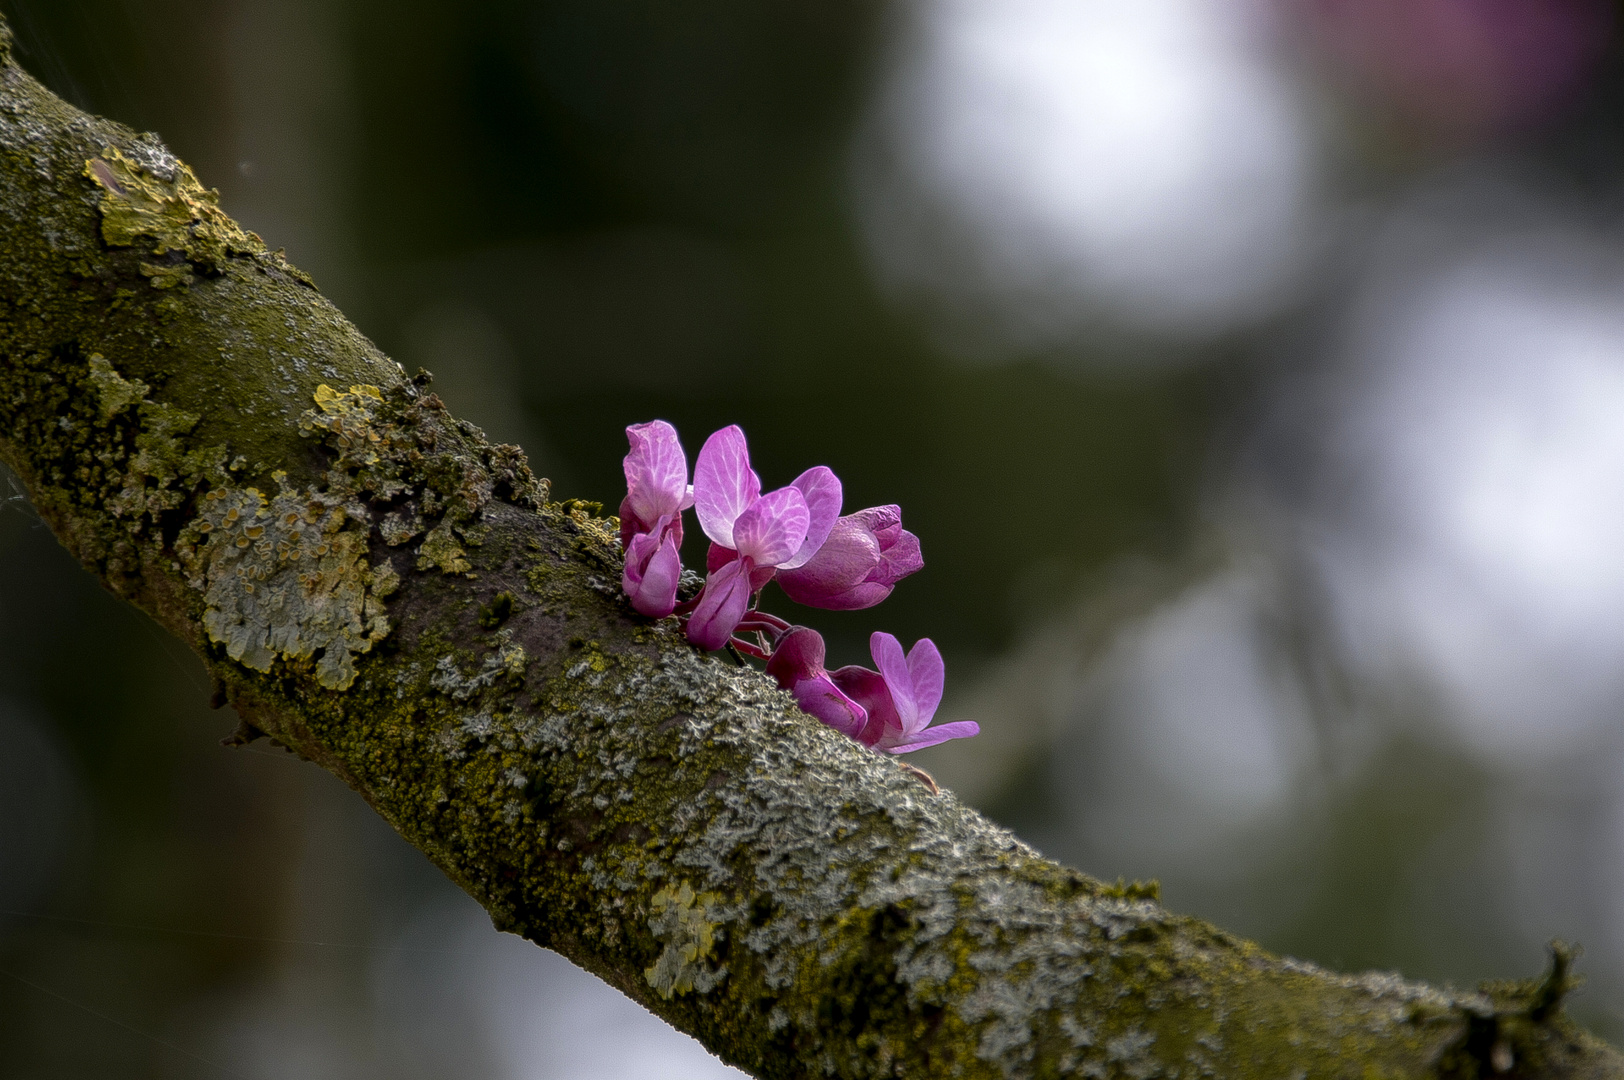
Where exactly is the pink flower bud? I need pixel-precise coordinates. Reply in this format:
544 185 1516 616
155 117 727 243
776 506 922 611
765 627 868 740
619 421 693 619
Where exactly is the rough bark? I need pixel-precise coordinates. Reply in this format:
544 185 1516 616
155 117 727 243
0 17 1616 1080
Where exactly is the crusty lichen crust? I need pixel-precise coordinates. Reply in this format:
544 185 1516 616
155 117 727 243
84 144 269 274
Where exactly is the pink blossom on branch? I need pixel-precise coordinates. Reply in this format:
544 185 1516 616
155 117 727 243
767 627 979 754
776 505 922 611
619 420 692 618
831 632 979 753
764 626 868 739
686 425 841 649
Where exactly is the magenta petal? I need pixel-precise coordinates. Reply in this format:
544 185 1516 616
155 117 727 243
877 527 923 585
869 631 917 732
693 425 760 547
851 507 921 586
781 466 842 570
775 505 920 611
618 494 643 549
886 720 980 754
793 675 868 740
708 542 774 589
621 499 683 553
730 486 809 567
821 581 894 611
852 505 900 535
622 530 659 593
623 421 689 530
905 638 944 728
685 558 753 650
831 665 899 747
776 518 882 608
707 542 737 573
627 532 682 618
765 626 827 689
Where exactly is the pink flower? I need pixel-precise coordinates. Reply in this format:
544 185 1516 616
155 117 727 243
831 632 978 753
764 626 868 739
767 627 978 754
776 505 923 610
686 426 842 649
619 420 693 618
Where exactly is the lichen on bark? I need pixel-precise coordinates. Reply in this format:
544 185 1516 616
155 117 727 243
0 14 1621 1080
183 477 393 689
645 881 727 998
84 144 267 270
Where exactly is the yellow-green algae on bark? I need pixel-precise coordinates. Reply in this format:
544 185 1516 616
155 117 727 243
0 14 1620 1080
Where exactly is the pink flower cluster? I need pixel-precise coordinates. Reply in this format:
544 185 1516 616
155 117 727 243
619 420 978 755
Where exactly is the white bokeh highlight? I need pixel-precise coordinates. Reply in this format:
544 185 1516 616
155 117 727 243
1316 228 1624 763
858 0 1314 353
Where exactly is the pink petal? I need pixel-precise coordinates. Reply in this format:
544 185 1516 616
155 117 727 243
623 421 689 529
877 527 923 585
685 557 753 650
624 513 681 576
853 505 901 534
693 425 760 548
835 582 894 610
792 675 868 740
627 532 682 618
708 542 777 590
765 626 826 689
708 542 739 573
780 466 842 570
885 720 981 754
905 638 944 728
618 494 642 549
730 486 809 567
830 665 897 747
868 632 917 732
622 530 659 592
852 506 921 584
776 517 882 608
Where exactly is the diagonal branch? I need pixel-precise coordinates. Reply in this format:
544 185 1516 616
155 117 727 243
0 17 1615 1079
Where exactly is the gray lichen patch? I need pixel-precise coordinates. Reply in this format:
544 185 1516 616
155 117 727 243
166 376 550 693
429 633 527 705
498 643 1472 1080
645 881 727 999
180 477 393 690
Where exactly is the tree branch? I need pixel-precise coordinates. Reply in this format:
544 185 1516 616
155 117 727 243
0 17 1616 1079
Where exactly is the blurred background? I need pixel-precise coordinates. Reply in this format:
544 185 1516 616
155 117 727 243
3 0 1624 1075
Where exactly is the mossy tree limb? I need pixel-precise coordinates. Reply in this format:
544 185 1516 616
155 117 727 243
0 18 1617 1080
